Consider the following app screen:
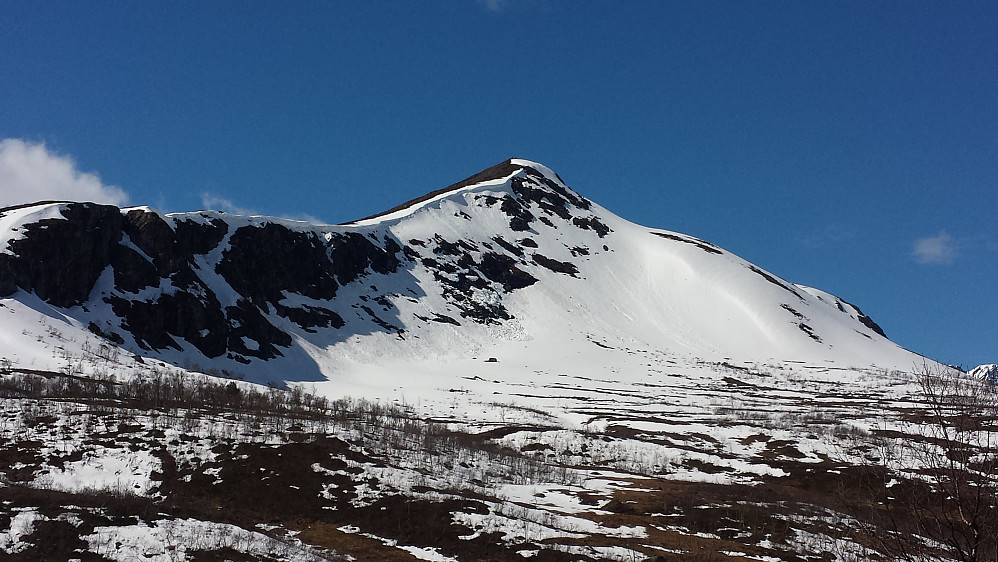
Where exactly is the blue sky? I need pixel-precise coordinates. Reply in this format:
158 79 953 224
1 1 995 367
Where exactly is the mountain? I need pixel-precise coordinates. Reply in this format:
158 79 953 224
2 160 974 562
0 159 923 412
970 363 998 382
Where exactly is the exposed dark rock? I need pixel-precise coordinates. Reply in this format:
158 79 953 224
652 231 721 254
328 232 401 285
87 322 125 345
798 322 822 343
174 217 229 257
217 224 339 308
432 235 468 256
431 314 461 326
275 304 345 332
426 260 511 324
110 245 159 294
572 216 611 238
457 299 511 324
402 245 421 261
109 287 228 357
747 265 803 300
382 237 403 264
479 252 537 291
225 299 292 359
532 253 579 276
122 210 181 276
422 257 457 274
780 304 805 320
511 176 573 220
360 305 403 334
512 169 588 212
347 159 522 224
839 299 887 337
490 236 523 256
111 212 230 296
475 194 501 206
499 195 534 232
539 199 572 220
107 297 175 352
372 295 395 310
0 161 891 376
0 203 124 307
521 167 592 210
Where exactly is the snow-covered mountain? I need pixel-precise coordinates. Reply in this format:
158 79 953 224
0 159 923 404
3 159 969 562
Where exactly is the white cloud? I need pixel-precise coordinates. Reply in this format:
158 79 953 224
200 193 258 216
476 0 548 13
913 230 957 265
200 192 323 223
799 224 858 249
477 0 509 12
0 138 128 208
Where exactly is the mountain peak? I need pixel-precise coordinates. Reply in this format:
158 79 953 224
347 158 585 226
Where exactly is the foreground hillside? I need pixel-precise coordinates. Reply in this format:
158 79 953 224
2 360 995 561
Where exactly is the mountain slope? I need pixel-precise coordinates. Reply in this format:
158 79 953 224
0 159 921 398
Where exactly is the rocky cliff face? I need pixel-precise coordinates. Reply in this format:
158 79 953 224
0 160 617 368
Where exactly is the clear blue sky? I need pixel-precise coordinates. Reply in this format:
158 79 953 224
2 1 995 368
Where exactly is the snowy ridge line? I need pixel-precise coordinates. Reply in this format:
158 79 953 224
159 208 340 232
0 200 76 213
345 157 529 226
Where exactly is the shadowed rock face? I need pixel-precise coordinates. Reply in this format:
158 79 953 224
0 203 124 307
0 201 411 362
217 224 340 308
124 209 230 277
839 299 887 338
109 290 228 356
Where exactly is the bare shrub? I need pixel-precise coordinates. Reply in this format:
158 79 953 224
871 364 998 561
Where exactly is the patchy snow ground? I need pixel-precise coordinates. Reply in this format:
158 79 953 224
0 355 934 561
85 518 333 562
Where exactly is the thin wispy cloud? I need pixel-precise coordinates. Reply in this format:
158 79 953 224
913 230 957 265
798 224 858 249
0 138 128 208
200 193 257 216
476 0 509 13
475 0 549 14
200 192 323 223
